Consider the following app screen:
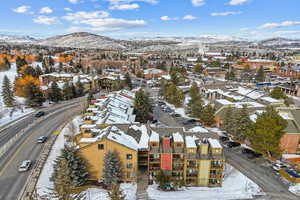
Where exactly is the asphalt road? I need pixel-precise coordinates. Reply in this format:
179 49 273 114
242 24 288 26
153 104 299 200
0 100 82 200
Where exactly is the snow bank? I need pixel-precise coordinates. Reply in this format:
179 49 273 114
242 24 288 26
147 164 264 200
289 183 300 196
36 116 82 196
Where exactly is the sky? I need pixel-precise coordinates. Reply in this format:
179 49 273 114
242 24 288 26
0 0 300 40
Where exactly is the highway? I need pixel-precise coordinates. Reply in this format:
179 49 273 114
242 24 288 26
0 99 83 200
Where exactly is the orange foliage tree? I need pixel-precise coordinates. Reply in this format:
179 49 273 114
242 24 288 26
14 75 40 97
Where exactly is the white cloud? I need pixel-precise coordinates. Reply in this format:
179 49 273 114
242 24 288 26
229 0 251 6
109 3 140 10
183 15 197 20
259 21 300 29
12 6 32 14
160 16 178 21
66 18 146 32
33 16 61 25
39 7 53 14
62 11 110 22
69 0 83 4
106 0 158 4
64 8 73 12
63 9 146 32
211 11 242 16
191 0 205 7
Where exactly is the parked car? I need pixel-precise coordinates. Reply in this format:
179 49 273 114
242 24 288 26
35 111 45 118
37 136 47 143
273 163 287 171
219 136 229 142
171 113 181 118
242 148 262 159
183 119 197 125
158 101 166 106
18 160 32 172
226 141 241 148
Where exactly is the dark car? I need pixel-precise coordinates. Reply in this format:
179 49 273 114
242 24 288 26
242 148 262 159
37 136 47 143
158 101 166 106
227 141 241 148
219 136 229 142
171 113 181 118
35 111 45 118
183 119 197 125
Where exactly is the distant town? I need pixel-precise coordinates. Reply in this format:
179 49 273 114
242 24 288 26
0 31 300 200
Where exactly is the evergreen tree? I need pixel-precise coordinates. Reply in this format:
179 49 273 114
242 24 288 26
48 81 62 103
134 89 152 123
76 79 85 97
108 184 126 200
200 105 215 126
255 66 265 82
164 83 185 107
124 72 132 89
194 64 203 73
49 56 55 66
24 82 45 107
16 56 27 68
247 106 287 157
59 62 63 72
225 68 236 81
235 105 253 140
70 83 77 98
221 107 236 135
103 151 123 187
1 75 15 107
36 65 43 76
49 147 88 200
63 83 74 100
0 57 11 71
271 87 286 99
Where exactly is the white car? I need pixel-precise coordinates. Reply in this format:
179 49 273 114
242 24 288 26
272 163 287 171
18 160 32 172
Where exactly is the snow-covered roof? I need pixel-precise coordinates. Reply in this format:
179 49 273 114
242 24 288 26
236 87 264 100
130 125 149 149
185 136 197 148
208 138 222 149
172 132 184 142
216 99 233 105
260 97 280 103
188 126 209 133
150 130 159 142
107 126 139 151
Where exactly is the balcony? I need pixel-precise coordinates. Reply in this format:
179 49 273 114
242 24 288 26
173 166 184 171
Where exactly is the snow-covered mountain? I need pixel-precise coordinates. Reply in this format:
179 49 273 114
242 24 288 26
259 37 300 49
0 32 300 50
0 34 37 44
38 32 128 49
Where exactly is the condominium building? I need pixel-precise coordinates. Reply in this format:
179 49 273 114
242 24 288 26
148 132 225 187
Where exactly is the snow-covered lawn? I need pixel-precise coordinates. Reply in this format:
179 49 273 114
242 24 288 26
84 183 136 200
36 116 82 196
0 64 35 126
147 164 264 200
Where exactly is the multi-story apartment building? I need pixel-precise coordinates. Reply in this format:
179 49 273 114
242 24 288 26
75 122 225 187
148 132 225 187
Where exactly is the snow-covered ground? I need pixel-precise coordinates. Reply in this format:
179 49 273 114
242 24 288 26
164 101 193 119
0 64 34 126
147 164 264 200
84 183 136 200
36 116 82 196
289 183 300 196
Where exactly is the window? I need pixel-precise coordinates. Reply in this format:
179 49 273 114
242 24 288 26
127 163 133 169
98 144 104 150
126 154 132 160
127 172 133 178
